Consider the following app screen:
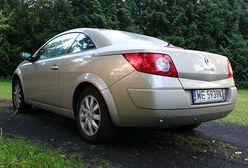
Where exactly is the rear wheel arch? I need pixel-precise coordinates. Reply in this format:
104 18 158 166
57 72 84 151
72 82 99 116
74 86 117 143
72 73 120 126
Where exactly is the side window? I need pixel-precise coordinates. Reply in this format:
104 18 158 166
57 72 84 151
38 33 79 60
69 33 96 53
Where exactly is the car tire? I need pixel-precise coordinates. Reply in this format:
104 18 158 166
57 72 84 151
12 79 31 113
75 87 116 144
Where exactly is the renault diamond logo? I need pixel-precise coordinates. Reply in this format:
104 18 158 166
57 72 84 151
204 57 210 66
203 57 215 72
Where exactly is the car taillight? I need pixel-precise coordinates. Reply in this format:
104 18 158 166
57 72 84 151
227 59 234 78
123 53 178 77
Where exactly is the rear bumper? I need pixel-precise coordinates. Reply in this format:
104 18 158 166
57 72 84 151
113 103 235 127
107 71 237 127
118 87 236 127
162 103 235 126
127 87 237 110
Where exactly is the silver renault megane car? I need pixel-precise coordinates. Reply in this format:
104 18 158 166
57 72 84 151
12 28 237 143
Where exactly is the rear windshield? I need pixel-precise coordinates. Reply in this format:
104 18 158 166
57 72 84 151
99 30 169 46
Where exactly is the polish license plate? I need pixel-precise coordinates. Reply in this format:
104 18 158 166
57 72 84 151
192 89 225 104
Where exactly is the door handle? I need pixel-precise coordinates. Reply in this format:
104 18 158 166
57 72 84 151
50 65 59 70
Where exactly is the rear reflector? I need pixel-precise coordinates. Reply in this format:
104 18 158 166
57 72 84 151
227 59 234 78
123 53 178 77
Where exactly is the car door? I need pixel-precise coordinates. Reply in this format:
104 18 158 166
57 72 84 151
58 33 96 109
23 33 79 106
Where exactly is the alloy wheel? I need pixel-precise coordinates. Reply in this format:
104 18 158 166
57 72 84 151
79 95 101 136
13 83 22 109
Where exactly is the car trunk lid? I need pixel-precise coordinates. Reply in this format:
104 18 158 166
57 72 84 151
94 45 234 89
163 49 235 89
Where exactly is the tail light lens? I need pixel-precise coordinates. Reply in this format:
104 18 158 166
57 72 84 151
227 59 234 78
123 53 178 77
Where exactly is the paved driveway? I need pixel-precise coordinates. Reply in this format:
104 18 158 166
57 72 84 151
0 104 247 168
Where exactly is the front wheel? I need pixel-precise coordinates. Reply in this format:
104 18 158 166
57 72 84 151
12 79 31 113
75 87 116 144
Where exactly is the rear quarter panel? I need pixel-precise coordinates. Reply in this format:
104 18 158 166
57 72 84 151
58 50 134 110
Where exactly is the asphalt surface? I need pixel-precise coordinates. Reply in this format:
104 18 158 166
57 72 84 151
0 104 248 168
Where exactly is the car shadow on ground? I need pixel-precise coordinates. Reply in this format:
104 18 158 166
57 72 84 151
0 105 247 168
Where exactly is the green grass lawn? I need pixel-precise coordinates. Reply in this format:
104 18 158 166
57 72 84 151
220 89 248 125
0 79 11 100
0 137 87 168
0 136 114 168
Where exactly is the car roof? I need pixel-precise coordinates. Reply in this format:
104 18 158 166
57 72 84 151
57 28 168 48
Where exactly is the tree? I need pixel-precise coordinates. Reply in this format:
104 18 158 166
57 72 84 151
0 0 247 87
0 10 15 76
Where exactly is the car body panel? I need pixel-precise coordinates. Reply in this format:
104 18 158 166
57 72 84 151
14 51 134 122
162 49 229 81
178 78 235 89
27 99 74 118
108 69 236 126
128 87 237 110
19 59 59 106
62 28 168 48
13 28 237 127
57 51 134 110
94 44 231 83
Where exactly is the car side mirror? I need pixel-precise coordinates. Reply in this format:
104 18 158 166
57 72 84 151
20 52 32 61
20 52 38 62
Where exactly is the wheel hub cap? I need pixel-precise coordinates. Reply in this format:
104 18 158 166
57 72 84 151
13 83 21 109
79 95 101 136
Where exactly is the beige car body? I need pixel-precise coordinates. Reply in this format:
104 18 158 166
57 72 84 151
13 28 237 127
